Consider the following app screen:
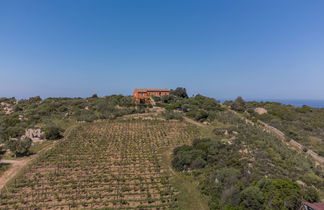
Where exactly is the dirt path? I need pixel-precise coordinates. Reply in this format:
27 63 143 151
258 120 324 165
183 116 205 127
0 158 32 190
0 142 55 191
0 125 77 191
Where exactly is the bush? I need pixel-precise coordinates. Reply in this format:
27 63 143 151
44 125 63 140
255 179 302 210
6 137 32 157
190 157 207 169
5 126 25 139
239 186 264 210
172 145 205 171
187 109 209 122
161 95 177 104
162 111 183 120
76 112 98 122
302 172 323 187
302 186 319 202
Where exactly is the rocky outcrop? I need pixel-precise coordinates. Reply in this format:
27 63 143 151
254 107 268 115
22 129 44 142
0 102 13 115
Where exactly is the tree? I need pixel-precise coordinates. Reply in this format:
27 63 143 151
6 137 32 157
91 93 98 98
231 96 246 112
171 87 188 98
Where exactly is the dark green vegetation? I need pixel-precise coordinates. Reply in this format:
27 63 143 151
163 95 323 209
159 94 225 122
43 124 64 140
170 87 189 99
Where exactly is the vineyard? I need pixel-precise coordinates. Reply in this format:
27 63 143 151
0 119 198 209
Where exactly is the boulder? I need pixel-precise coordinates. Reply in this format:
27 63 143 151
24 128 44 142
255 107 268 115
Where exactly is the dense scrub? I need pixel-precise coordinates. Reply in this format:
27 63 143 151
0 95 146 148
159 94 225 122
243 101 324 156
168 96 323 209
0 120 199 209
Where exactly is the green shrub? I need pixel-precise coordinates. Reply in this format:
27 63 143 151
5 126 25 139
302 172 323 187
162 111 183 120
6 137 32 157
254 179 302 210
302 186 320 202
43 125 63 140
231 97 246 112
239 186 264 210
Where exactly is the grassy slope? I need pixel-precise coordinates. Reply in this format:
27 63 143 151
161 149 209 210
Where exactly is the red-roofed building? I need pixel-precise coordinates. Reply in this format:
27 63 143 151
299 202 324 210
133 88 170 104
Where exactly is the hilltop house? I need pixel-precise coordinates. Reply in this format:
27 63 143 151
133 88 170 104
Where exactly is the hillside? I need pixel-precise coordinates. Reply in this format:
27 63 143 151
244 101 324 157
0 95 142 142
160 96 323 209
0 94 323 210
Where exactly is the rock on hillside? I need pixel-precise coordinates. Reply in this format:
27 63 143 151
22 129 44 142
255 107 268 115
0 102 13 115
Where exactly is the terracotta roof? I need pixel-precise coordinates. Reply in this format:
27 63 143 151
302 202 324 210
135 88 170 92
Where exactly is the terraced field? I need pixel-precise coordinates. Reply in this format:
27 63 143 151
0 120 198 209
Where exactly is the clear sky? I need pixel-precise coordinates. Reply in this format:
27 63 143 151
1 0 324 100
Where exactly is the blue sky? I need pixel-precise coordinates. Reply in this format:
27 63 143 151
0 0 324 100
